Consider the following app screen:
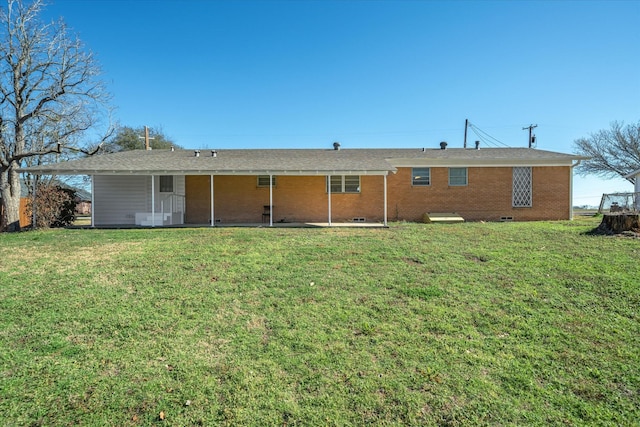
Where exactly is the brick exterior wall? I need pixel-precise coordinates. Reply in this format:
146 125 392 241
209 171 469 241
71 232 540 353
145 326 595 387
387 166 571 221
184 166 572 224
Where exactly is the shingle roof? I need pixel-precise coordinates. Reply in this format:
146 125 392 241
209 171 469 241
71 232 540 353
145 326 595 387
20 147 586 176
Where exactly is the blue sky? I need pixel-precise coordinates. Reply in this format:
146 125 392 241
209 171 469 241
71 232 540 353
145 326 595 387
42 0 639 206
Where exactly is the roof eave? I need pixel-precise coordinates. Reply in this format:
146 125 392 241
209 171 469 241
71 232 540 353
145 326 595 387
20 168 394 176
388 159 580 167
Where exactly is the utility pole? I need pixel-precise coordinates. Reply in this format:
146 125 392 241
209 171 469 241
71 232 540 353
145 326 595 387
463 119 468 148
522 124 537 148
138 126 155 150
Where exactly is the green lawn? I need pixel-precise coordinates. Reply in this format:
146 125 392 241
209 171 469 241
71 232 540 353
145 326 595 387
0 218 638 426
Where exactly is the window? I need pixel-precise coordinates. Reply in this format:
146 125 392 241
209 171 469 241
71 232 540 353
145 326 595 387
159 175 173 193
257 175 276 187
512 167 532 207
412 167 430 186
448 168 467 186
327 175 360 193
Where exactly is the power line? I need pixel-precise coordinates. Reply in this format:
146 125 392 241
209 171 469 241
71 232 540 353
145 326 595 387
467 123 511 148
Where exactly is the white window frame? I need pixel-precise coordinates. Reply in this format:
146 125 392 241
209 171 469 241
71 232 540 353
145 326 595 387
327 175 360 193
412 167 431 186
257 175 276 187
159 175 174 193
448 168 468 186
512 167 533 207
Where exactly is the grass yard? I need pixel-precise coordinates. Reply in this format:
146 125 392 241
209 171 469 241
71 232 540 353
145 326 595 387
0 217 638 426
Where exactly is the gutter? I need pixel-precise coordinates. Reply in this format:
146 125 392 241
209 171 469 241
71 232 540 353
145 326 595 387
569 160 582 220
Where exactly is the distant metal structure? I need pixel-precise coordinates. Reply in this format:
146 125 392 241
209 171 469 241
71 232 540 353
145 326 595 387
598 192 639 214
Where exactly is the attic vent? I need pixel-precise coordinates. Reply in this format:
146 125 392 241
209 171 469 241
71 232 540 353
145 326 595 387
333 142 341 151
440 141 448 150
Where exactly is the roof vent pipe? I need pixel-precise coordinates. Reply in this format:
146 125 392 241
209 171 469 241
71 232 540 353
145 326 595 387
333 142 341 151
170 146 175 152
440 141 448 150
211 150 217 157
475 140 480 150
194 150 200 157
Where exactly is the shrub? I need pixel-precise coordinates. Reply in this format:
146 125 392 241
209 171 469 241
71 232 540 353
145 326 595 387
26 185 77 228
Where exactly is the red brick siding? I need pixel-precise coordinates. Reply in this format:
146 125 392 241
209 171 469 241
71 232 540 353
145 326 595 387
184 166 572 223
186 175 387 224
387 166 571 221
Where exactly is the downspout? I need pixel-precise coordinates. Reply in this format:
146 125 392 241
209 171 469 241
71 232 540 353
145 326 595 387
327 175 332 227
269 174 273 227
570 160 582 220
383 174 388 227
151 175 155 227
210 175 214 226
32 177 37 228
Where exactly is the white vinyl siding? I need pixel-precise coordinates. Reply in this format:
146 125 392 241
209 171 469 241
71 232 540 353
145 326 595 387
94 176 150 225
94 175 185 225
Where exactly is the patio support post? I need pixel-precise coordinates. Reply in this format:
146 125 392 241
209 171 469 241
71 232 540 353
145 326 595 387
31 177 37 228
151 175 155 227
269 174 273 227
90 175 95 227
327 175 332 226
210 175 215 226
383 174 388 227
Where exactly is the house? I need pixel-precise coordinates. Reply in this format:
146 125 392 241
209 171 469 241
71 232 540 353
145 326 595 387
73 188 92 215
20 144 587 227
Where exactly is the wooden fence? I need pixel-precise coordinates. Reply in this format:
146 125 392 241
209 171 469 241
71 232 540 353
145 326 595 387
0 198 31 229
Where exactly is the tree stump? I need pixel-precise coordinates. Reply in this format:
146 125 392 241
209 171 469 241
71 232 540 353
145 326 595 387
598 213 640 234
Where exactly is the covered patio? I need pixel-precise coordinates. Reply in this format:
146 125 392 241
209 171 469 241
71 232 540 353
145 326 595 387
22 148 396 228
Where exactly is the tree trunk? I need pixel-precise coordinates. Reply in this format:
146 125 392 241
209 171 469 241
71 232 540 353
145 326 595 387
599 213 640 234
0 165 22 232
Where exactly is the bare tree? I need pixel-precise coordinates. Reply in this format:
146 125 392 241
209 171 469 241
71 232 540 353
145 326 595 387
0 0 114 231
573 120 640 185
